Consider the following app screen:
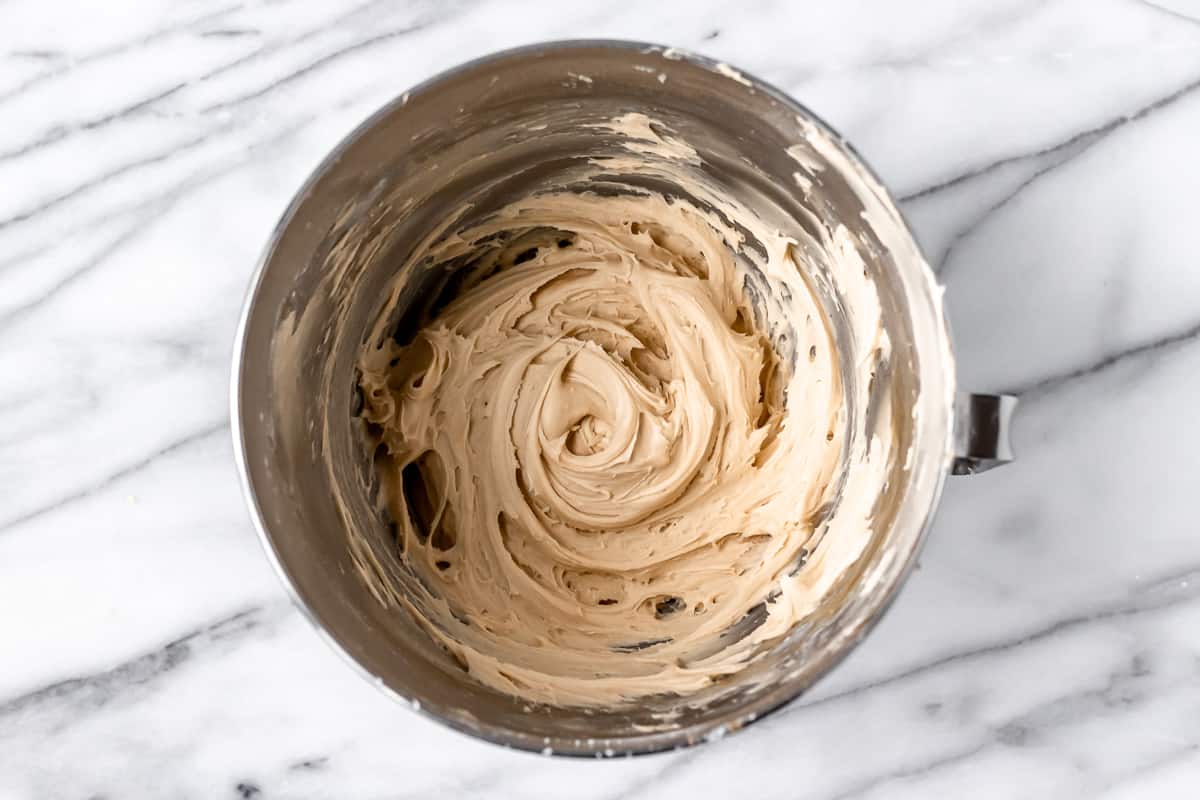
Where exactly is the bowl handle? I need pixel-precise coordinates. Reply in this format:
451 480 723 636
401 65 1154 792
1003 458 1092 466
951 393 1018 475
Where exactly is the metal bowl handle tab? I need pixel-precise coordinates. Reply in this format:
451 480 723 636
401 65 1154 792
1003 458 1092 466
952 393 1018 475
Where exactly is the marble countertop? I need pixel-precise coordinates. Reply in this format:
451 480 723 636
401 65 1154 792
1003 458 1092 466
3 0 1200 797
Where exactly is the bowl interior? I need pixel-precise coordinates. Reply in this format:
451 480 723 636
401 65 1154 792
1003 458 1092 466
234 42 954 755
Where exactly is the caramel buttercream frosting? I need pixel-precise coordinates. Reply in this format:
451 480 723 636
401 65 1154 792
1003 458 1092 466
354 114 891 707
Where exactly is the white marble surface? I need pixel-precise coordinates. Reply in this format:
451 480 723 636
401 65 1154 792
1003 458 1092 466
3 0 1200 796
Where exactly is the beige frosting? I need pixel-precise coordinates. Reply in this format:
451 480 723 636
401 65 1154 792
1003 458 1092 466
355 114 892 707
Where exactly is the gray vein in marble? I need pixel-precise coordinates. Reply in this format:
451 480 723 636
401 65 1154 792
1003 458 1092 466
7 49 64 61
197 28 262 40
391 767 513 800
0 0 448 169
929 69 1200 277
235 780 263 799
928 134 1097 276
1103 742 1200 794
998 650 1156 738
0 109 327 329
0 191 159 274
0 604 272 721
1132 0 1200 28
826 648 1187 800
772 0 1049 89
0 81 192 164
1004 313 1200 399
0 129 216 231
795 565 1200 716
606 564 1200 800
900 70 1200 203
0 194 173 275
0 4 458 256
824 742 990 800
0 205 186 330
199 20 439 114
0 420 227 536
0 36 312 226
0 2 242 104
287 756 329 772
894 71 1200 402
1135 564 1200 596
602 751 695 800
176 0 410 117
0 90 364 281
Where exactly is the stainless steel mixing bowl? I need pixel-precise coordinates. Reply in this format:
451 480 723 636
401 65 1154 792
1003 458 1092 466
231 40 1015 756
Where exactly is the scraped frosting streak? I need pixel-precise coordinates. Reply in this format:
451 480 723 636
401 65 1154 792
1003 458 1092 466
357 113 892 707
